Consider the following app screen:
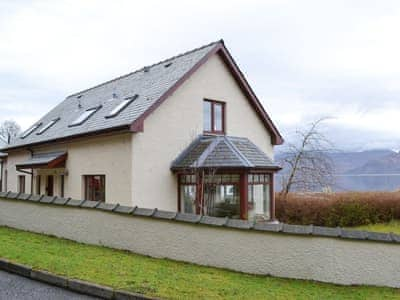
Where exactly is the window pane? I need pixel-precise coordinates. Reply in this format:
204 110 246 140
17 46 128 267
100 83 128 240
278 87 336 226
180 185 196 213
85 175 105 202
214 103 223 131
204 184 240 219
248 183 270 221
203 101 211 131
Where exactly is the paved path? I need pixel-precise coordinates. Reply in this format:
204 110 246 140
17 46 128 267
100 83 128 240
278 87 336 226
0 270 99 300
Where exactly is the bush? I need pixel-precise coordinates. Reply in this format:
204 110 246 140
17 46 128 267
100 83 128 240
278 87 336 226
275 192 400 227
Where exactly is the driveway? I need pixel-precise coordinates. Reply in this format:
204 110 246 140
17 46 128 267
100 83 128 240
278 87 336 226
0 270 99 299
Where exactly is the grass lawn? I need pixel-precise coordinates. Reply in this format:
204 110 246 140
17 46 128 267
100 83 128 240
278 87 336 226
351 220 400 235
0 226 399 299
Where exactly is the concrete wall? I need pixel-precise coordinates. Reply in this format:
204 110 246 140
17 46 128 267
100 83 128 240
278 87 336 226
5 133 132 206
0 196 399 289
132 53 274 210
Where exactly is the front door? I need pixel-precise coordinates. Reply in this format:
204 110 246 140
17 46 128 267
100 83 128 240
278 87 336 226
46 175 54 196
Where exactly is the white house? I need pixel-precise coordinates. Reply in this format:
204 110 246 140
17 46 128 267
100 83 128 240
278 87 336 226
0 40 283 221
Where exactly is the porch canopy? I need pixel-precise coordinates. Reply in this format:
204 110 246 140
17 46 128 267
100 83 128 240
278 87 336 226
171 135 281 221
16 151 67 170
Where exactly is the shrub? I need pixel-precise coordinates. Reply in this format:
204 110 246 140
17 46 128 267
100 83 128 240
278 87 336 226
275 192 400 227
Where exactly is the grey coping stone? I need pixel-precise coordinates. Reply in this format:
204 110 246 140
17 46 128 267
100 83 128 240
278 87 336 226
66 199 86 207
282 224 313 235
253 222 283 232
68 278 114 299
80 200 100 208
17 193 31 200
341 229 368 240
53 197 71 205
366 231 393 243
27 194 43 202
175 213 202 223
133 207 156 217
114 205 136 214
226 219 253 229
0 191 8 197
153 210 177 220
114 289 157 300
312 226 341 237
390 233 400 243
5 261 32 278
96 202 119 211
7 192 19 199
31 270 68 288
39 195 56 204
200 215 228 226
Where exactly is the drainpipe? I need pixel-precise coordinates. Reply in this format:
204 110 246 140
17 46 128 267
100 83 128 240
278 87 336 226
0 158 3 192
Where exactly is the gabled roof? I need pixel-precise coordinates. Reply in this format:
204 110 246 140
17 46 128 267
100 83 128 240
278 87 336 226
5 40 283 151
171 135 280 170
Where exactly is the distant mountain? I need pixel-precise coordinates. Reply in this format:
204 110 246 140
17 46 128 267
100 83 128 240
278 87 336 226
276 149 395 175
328 149 395 174
275 149 400 191
346 152 400 174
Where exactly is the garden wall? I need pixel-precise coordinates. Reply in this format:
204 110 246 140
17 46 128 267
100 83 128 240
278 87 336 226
0 192 399 288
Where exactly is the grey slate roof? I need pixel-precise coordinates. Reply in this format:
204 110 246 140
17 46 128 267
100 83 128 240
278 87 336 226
16 151 66 168
171 135 280 170
5 41 220 150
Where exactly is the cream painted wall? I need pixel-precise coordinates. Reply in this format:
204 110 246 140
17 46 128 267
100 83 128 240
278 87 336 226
132 53 275 210
5 133 133 205
5 150 32 194
0 199 399 289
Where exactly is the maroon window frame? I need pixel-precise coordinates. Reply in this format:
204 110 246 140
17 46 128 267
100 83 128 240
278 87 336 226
84 175 106 202
203 99 225 135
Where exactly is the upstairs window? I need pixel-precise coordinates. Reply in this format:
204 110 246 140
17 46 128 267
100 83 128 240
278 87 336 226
203 99 225 134
21 123 42 139
69 106 101 127
105 94 138 118
37 118 60 135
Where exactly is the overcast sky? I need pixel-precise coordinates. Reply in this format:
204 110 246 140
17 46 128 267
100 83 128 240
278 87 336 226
1 0 400 151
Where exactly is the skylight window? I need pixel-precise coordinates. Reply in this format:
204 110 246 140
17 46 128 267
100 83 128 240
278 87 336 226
69 106 101 127
37 118 60 135
21 123 42 139
105 95 138 118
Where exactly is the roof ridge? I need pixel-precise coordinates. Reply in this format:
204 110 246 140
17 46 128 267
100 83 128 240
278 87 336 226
67 39 223 99
194 136 222 168
224 136 254 167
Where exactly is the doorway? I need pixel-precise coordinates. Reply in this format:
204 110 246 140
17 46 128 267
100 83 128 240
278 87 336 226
46 175 54 196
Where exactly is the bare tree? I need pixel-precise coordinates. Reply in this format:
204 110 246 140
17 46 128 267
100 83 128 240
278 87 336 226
279 118 334 195
0 120 21 144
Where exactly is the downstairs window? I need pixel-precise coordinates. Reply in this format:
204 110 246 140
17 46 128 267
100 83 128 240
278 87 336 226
84 175 106 202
